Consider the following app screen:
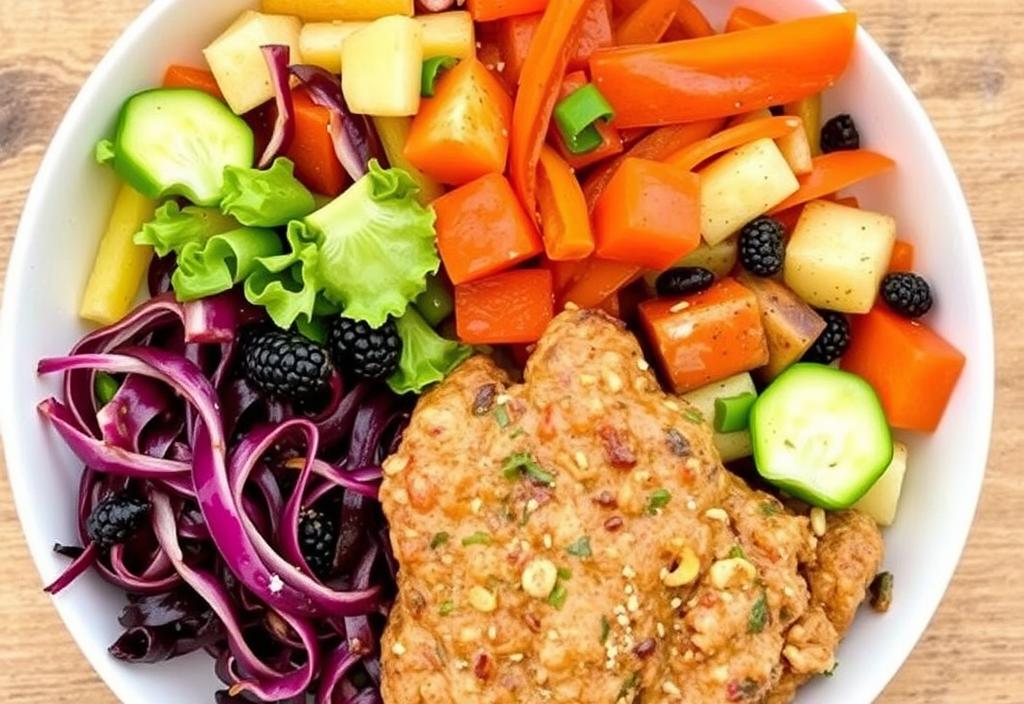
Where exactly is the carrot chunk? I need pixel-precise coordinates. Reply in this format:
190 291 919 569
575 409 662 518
456 269 554 344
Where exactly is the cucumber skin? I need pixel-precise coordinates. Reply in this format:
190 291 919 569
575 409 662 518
110 89 254 206
750 363 893 510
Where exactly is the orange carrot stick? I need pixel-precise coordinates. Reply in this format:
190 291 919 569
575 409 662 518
536 145 596 261
163 65 223 99
614 0 678 45
769 151 897 213
664 116 802 171
725 6 774 32
668 0 714 39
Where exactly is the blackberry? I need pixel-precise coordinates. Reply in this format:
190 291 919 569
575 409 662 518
86 493 150 550
327 317 402 381
881 272 933 318
821 114 860 153
655 267 715 297
298 508 337 580
803 310 851 365
739 217 786 277
242 329 333 401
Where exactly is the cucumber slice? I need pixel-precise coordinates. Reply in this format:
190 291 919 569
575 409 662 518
111 89 254 206
750 363 893 509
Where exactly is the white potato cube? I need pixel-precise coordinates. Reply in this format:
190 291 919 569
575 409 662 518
203 11 302 115
341 16 422 117
699 137 799 245
263 0 413 22
784 200 897 313
853 442 908 526
730 109 813 175
680 373 758 462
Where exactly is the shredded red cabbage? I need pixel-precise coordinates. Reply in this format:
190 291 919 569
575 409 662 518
38 281 406 702
258 45 296 169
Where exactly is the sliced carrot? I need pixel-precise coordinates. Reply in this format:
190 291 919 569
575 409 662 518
162 65 223 99
560 258 641 309
639 277 770 393
664 116 802 171
841 305 965 432
510 0 591 215
551 70 623 170
666 0 714 40
433 173 544 285
725 6 774 32
467 0 547 22
888 240 915 272
455 269 555 344
536 145 595 260
593 157 700 269
769 151 896 213
614 0 678 45
589 13 858 127
285 88 348 197
405 57 513 186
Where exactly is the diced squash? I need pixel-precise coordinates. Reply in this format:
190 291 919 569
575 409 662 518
455 269 554 344
698 138 800 245
372 116 445 204
853 441 908 526
300 12 475 73
203 11 303 115
737 274 826 380
80 185 157 325
680 373 758 462
341 16 422 116
639 278 769 393
784 200 896 313
261 0 412 21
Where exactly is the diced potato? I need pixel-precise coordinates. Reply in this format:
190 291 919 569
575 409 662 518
203 11 302 115
642 236 738 293
853 442 908 526
262 0 412 22
372 116 445 204
301 12 475 73
341 16 422 116
730 109 812 176
680 373 758 462
80 185 157 325
737 274 827 380
698 138 800 245
784 201 896 313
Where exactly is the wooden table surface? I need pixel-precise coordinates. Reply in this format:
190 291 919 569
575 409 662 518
0 1 1020 702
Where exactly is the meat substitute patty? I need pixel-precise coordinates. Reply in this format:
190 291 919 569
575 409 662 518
379 310 883 703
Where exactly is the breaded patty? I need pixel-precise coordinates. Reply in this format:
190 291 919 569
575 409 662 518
379 310 883 703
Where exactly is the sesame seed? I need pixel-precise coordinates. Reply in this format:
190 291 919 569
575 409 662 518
810 507 827 536
704 507 729 522
470 497 483 514
627 594 640 612
625 584 634 595
547 629 560 641
564 301 580 311
391 641 406 656
637 358 650 371
713 665 730 683
670 597 683 609
604 371 624 392
669 301 690 313
683 649 695 662
656 622 666 638
526 498 540 513
579 373 598 386
663 399 680 412
686 499 697 511
622 565 637 579
509 653 524 662
662 681 681 696
487 625 498 640
616 613 630 627
784 586 795 597
543 533 553 549
574 451 589 469
495 393 511 405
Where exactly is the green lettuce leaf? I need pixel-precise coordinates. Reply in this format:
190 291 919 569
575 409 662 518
172 227 282 301
244 221 320 328
221 157 316 228
134 201 239 257
388 307 472 395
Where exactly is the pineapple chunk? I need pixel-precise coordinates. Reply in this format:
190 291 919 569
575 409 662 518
203 11 302 115
301 12 475 74
698 138 799 245
341 16 422 116
680 373 758 462
737 274 826 380
373 116 445 204
853 442 908 526
262 0 412 21
784 200 896 313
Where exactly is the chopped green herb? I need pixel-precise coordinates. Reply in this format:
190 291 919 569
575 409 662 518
728 545 747 560
600 615 611 644
462 531 492 546
869 572 893 613
713 392 757 433
547 581 568 609
823 662 839 677
747 592 768 634
646 488 672 515
566 536 592 558
430 532 450 549
494 404 511 428
617 672 640 701
684 408 705 424
509 427 527 439
502 452 555 486
420 55 459 97
557 566 573 581
759 501 780 516
438 600 455 616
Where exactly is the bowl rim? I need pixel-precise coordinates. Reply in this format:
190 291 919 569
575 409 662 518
0 1 995 702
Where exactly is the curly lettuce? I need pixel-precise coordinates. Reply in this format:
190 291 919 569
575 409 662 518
134 201 239 257
221 158 316 228
387 308 472 395
172 227 282 301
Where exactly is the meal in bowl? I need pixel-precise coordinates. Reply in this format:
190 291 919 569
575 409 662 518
32 1 967 703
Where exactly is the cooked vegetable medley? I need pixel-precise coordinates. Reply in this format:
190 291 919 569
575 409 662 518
39 2 967 703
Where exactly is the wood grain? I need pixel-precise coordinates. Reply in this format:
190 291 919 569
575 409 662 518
0 1 1021 702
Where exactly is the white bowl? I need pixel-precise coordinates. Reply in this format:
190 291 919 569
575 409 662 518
0 0 994 702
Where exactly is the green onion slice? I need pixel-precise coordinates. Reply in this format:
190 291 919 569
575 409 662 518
714 392 757 433
421 56 459 97
94 372 121 406
554 83 614 155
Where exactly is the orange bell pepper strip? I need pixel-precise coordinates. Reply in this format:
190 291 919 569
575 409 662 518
593 157 701 269
551 71 623 170
769 151 896 213
589 12 858 128
467 0 547 22
541 256 588 294
841 305 965 432
639 277 770 393
772 204 806 235
725 6 774 32
433 173 544 285
285 89 348 197
665 0 715 40
405 57 513 186
831 195 860 208
572 0 615 70
614 0 678 45
888 240 915 272
559 258 642 309
536 145 595 261
582 118 723 211
455 269 555 344
510 0 591 215
665 116 802 171
162 65 223 99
